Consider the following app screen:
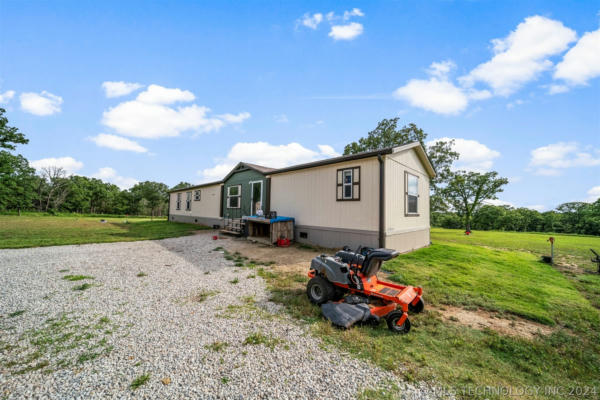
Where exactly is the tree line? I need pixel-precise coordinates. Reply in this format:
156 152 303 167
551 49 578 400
433 202 600 235
2 109 598 234
0 108 177 217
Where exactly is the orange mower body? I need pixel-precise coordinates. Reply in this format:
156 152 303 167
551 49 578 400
307 247 424 333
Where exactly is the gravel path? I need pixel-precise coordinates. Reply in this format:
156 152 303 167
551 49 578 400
0 232 440 399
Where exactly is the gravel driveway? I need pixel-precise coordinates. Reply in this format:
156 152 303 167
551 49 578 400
0 232 438 399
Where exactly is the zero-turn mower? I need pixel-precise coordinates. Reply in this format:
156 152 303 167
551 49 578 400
307 246 424 334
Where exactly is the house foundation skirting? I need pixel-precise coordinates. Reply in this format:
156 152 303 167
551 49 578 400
294 224 379 249
169 214 222 227
385 227 430 253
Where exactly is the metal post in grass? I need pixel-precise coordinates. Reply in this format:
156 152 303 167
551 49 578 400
548 237 555 265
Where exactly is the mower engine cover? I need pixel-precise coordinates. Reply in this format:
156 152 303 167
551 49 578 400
321 302 372 329
310 255 351 285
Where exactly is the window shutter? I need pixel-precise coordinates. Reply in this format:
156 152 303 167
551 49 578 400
352 184 360 199
353 167 360 183
336 169 343 200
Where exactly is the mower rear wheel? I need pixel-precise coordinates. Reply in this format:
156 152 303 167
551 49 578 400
409 298 425 314
307 276 336 305
386 311 411 334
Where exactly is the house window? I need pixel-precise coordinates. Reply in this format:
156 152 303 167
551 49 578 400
227 185 241 208
176 193 182 210
405 172 419 215
194 190 201 201
336 166 360 201
186 192 192 211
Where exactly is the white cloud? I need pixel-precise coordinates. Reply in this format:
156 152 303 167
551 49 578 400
483 199 514 207
0 90 15 104
506 99 524 109
20 91 63 116
274 114 289 123
526 205 547 212
586 186 600 202
299 13 323 29
199 142 337 181
553 29 600 87
30 156 83 174
529 142 600 175
317 144 340 157
218 112 251 124
90 133 147 153
136 84 195 104
427 60 456 79
428 137 501 172
329 22 364 40
460 16 576 96
102 81 144 98
547 84 569 94
101 84 250 139
92 167 138 189
343 8 364 20
394 60 469 115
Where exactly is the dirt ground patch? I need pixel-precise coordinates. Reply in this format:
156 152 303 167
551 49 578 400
435 305 554 340
220 236 321 266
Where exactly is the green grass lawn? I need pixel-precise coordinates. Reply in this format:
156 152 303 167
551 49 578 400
432 228 600 272
257 228 600 399
0 214 209 248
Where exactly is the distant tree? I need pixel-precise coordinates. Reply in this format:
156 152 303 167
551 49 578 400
171 181 192 191
39 166 70 211
0 108 28 150
131 181 169 219
442 171 508 231
343 118 459 212
0 151 36 214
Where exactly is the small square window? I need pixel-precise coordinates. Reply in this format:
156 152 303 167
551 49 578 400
194 190 201 201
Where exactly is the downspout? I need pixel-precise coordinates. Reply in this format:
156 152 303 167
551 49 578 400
167 194 170 221
377 154 385 248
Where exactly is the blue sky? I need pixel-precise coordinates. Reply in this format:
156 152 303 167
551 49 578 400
1 0 598 210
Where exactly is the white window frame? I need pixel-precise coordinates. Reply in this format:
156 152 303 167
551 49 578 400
342 169 353 199
176 193 181 210
227 184 241 209
194 190 201 201
186 191 192 211
405 172 419 216
249 180 263 215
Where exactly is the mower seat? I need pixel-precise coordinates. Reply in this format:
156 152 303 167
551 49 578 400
362 248 399 278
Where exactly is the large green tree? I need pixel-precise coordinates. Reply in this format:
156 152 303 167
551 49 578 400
131 181 169 218
0 108 36 214
0 152 36 214
343 118 459 211
0 108 28 150
170 181 192 191
442 170 509 231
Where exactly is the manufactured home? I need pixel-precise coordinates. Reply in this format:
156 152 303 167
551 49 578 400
168 142 435 253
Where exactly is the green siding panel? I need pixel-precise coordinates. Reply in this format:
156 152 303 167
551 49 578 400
222 168 267 218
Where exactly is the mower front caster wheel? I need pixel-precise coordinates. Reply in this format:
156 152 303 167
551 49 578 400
307 276 336 305
409 298 425 314
386 311 411 334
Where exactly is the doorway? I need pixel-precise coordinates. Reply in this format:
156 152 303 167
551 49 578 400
250 181 263 216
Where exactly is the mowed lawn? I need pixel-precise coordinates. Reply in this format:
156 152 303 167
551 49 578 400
432 228 600 271
260 228 600 399
0 214 209 248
